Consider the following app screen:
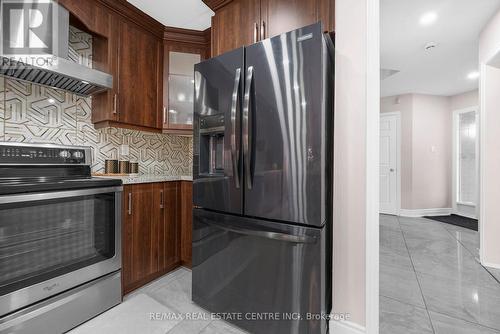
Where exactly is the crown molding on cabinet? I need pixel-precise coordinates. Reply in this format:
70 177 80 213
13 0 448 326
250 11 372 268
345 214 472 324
96 0 165 38
202 0 233 11
164 27 211 46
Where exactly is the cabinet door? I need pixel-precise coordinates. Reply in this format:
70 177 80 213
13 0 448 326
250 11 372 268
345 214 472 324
159 182 180 270
118 20 162 129
262 0 320 39
152 183 164 274
165 51 200 130
180 181 193 267
92 11 119 124
211 0 260 56
123 184 155 293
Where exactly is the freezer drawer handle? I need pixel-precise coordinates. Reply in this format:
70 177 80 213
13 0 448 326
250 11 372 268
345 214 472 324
243 66 254 190
208 219 317 244
231 67 241 189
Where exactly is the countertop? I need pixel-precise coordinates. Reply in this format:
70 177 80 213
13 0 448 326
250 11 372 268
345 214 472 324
94 174 193 185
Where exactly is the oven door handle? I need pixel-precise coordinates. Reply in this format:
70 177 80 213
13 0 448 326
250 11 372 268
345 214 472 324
0 186 123 204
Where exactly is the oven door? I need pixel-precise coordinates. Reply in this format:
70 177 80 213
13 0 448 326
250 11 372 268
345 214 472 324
0 186 122 317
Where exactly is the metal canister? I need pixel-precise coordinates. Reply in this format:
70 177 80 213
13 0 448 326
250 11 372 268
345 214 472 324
119 160 130 174
104 159 119 174
130 162 139 174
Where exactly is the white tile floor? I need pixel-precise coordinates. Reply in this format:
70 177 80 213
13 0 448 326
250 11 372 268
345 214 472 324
69 267 249 334
380 214 500 334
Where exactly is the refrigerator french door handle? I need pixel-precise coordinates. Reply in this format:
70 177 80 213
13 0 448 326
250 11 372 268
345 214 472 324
206 219 317 244
243 66 254 190
231 67 241 189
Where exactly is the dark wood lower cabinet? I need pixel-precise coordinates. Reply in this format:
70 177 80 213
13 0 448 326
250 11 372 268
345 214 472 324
122 181 191 296
180 181 193 267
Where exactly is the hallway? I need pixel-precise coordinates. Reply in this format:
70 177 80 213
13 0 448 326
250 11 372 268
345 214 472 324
380 215 500 333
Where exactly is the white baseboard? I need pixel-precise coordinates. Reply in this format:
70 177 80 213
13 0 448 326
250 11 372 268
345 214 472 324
330 320 366 334
399 208 452 218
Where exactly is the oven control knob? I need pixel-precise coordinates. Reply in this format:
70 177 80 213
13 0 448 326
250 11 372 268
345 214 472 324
59 150 71 159
73 151 84 159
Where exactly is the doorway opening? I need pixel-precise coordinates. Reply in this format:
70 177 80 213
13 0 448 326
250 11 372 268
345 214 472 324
378 0 500 332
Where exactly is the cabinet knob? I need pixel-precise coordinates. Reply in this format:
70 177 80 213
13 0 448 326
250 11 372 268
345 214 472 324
254 22 259 43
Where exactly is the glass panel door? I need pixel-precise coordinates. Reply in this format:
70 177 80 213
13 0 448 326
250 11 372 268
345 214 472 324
457 111 477 204
0 192 116 296
168 52 201 128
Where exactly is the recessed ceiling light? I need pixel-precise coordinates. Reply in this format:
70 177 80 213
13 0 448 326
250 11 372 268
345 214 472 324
47 98 55 104
467 71 480 80
420 12 438 26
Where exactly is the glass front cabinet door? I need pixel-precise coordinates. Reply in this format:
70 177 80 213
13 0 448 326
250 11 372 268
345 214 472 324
163 51 201 134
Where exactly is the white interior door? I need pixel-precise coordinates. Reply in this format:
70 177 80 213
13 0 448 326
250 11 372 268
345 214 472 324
380 113 400 214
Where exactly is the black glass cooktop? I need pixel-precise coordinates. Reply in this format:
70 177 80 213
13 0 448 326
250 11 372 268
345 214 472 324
0 177 122 195
0 165 122 195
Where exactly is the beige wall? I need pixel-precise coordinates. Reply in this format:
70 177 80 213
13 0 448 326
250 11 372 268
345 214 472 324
479 9 500 267
411 94 452 209
334 0 368 326
450 90 479 111
381 91 478 211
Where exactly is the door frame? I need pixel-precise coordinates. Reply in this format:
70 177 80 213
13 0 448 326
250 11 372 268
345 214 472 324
452 106 479 219
366 0 380 332
379 112 401 216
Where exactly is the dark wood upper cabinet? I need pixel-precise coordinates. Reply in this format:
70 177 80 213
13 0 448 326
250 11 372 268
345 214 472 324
211 0 260 57
117 19 162 130
262 0 320 39
210 0 334 56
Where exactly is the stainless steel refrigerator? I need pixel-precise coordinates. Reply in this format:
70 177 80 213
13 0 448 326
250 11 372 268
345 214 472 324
192 23 334 334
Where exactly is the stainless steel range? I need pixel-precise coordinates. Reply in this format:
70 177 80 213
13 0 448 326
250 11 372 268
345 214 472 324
0 143 122 334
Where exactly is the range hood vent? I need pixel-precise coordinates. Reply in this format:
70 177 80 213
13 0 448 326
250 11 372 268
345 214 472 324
0 2 112 96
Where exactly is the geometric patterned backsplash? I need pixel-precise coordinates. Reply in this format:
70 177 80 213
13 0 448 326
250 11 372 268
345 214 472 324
0 27 193 176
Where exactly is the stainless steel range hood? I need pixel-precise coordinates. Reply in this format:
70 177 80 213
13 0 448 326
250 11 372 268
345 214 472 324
0 2 112 96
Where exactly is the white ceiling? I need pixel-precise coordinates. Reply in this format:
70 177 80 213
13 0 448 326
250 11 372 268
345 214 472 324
381 0 500 97
126 0 213 31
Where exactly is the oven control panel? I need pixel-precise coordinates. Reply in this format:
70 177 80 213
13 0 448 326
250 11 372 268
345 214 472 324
0 144 91 165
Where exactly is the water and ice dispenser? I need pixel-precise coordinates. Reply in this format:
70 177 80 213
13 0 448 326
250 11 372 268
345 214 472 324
199 114 225 176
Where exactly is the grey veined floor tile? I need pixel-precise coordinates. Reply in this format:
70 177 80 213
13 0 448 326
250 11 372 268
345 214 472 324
380 262 425 307
430 311 500 334
417 271 500 330
199 320 249 334
148 271 210 317
68 294 182 334
404 235 496 288
380 244 414 272
485 266 500 284
442 224 480 258
380 214 401 232
380 225 408 256
379 296 433 334
166 318 212 334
